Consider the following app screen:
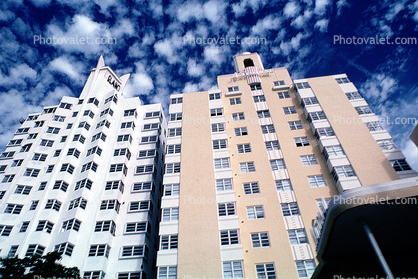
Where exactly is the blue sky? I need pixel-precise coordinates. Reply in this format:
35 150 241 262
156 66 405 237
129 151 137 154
1 0 418 170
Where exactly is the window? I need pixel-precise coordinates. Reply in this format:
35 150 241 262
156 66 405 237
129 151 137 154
212 123 225 132
88 244 111 258
15 185 32 195
308 175 326 188
129 201 153 212
8 245 19 258
83 110 95 119
125 222 150 234
308 111 327 122
92 132 106 142
253 95 266 103
216 179 233 191
251 232 270 248
105 180 124 192
132 182 152 192
295 260 316 278
214 158 230 169
283 106 297 115
16 127 30 134
332 165 356 182
25 244 45 257
209 92 221 100
323 145 344 160
95 220 116 235
366 121 384 131
138 149 155 158
170 97 183 104
159 266 178 279
295 82 311 89
139 110 157 120
32 153 47 161
83 271 106 279
81 161 98 173
60 135 67 143
60 163 74 174
276 179 293 192
66 148 80 159
61 218 81 232
218 203 235 216
20 143 32 152
243 182 259 194
104 94 118 104
256 263 276 279
0 165 5 173
43 107 57 114
247 206 264 219
110 164 128 176
289 121 303 130
46 126 60 134
86 146 102 156
4 203 23 214
257 110 270 118
54 242 74 256
34 121 44 127
251 84 262 90
169 113 182 121
0 225 13 236
315 127 335 138
162 208 179 221
220 230 239 245
23 168 40 177
96 119 111 129
230 97 241 105
277 91 290 99
300 155 318 166
228 86 239 92
12 159 23 166
45 199 62 211
1 151 15 159
35 220 54 233
72 134 86 144
68 197 87 210
38 181 47 190
47 166 54 175
355 106 373 115
295 137 310 147
2 174 15 183
265 141 280 151
100 108 114 117
121 245 148 258
213 139 227 150
335 77 350 84
301 97 319 106
53 150 61 157
281 202 300 216
136 165 155 174
160 235 178 250
143 123 159 131
237 143 251 153
288 229 308 244
222 261 243 278
20 221 30 233
232 112 245 121
27 115 39 121
74 178 93 190
168 128 182 137
164 184 179 196
165 163 180 174
390 159 412 172
346 91 362 100
141 135 158 143
210 108 223 116
167 145 181 154
78 121 91 131
7 139 23 146
72 111 78 117
59 102 72 109
100 200 120 213
377 139 397 150
240 162 255 173
261 125 275 134
235 127 248 136
274 80 285 86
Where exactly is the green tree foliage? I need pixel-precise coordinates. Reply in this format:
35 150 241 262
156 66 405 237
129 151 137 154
0 252 80 279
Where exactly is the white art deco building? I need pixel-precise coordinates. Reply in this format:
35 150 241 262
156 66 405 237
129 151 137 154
0 57 166 279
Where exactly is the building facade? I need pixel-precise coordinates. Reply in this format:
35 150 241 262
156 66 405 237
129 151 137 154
156 53 416 279
0 57 166 279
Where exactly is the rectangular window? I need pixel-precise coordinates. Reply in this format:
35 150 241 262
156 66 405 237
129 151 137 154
105 180 125 193
265 140 280 151
159 266 178 279
170 97 183 104
222 261 243 278
294 137 310 147
25 244 45 257
46 126 60 134
60 163 74 174
295 260 316 278
214 158 230 169
323 145 345 160
247 206 264 219
110 164 128 176
300 155 318 166
45 199 62 211
92 132 106 142
29 200 39 210
87 97 99 106
12 159 23 167
275 179 293 192
72 134 86 144
237 143 251 153
96 119 111 129
308 111 327 122
54 242 74 256
16 127 30 134
355 106 373 115
7 139 23 146
230 97 241 105
145 111 160 118
117 134 132 143
2 174 15 183
377 139 397 150
209 92 221 100
213 139 227 150
212 123 225 132
274 80 285 86
250 84 262 90
168 128 182 137
78 121 91 131
53 180 68 192
232 112 245 121
261 125 275 134
301 97 319 106
366 121 384 131
46 164 54 173
23 168 40 177
278 91 290 99
4 204 23 214
0 225 13 236
240 162 255 173
32 153 47 161
86 146 102 157
295 82 311 89
210 108 223 116
332 165 356 182
8 246 19 258
257 110 270 118
129 201 152 212
141 136 158 143
218 202 235 216
335 77 350 84
20 221 30 233
132 182 152 192
83 110 95 119
20 143 32 152
216 179 233 191
125 222 150 234
235 127 247 136
114 148 131 160
243 182 260 194
138 149 156 158
81 161 98 173
100 108 113 117
136 165 155 174
163 184 179 196
253 95 266 103
165 163 180 174
283 106 297 115
289 121 303 130
251 232 270 248
160 234 178 250
88 244 111 258
61 218 81 232
35 220 54 234
83 271 106 279
308 175 326 188
34 121 45 127
281 202 300 216
315 127 335 138
167 145 181 154
162 207 179 221
228 86 239 92
288 229 308 245
346 91 362 100
143 123 159 131
0 165 5 173
59 102 72 109
1 151 15 159
121 121 135 130
256 263 276 279
220 230 239 245
94 220 116 236
169 113 182 121
74 178 93 191
121 245 148 258
68 197 87 210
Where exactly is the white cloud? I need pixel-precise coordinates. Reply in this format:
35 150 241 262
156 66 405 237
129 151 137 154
154 39 177 64
183 82 199 93
203 0 228 23
336 0 350 16
0 63 37 87
250 15 281 36
187 59 204 77
409 0 418 23
314 0 331 15
203 45 224 65
231 0 268 17
360 73 397 103
127 42 146 58
123 61 154 98
385 1 406 21
49 56 85 84
0 10 15 22
279 33 306 55
283 2 301 18
110 18 135 38
40 86 74 107
314 19 329 32
291 10 313 29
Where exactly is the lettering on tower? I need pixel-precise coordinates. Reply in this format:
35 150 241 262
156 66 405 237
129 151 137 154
107 74 121 91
